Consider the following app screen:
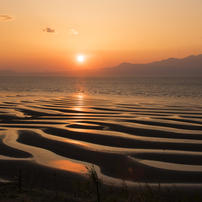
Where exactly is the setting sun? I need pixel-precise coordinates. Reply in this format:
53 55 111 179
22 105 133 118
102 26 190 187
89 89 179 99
77 55 84 62
0 0 202 72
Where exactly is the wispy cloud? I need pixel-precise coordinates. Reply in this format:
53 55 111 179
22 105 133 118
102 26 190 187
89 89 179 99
68 29 78 35
0 14 14 21
42 27 56 33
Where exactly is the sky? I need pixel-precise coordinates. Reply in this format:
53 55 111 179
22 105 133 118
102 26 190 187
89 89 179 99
0 0 202 73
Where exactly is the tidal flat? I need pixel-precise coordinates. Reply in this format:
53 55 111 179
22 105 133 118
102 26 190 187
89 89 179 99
0 93 202 193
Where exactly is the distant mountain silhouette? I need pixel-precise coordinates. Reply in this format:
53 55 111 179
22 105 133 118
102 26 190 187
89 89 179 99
0 70 22 76
0 54 202 76
0 70 71 76
94 54 202 76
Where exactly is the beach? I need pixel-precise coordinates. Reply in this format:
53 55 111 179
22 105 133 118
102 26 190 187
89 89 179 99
0 92 202 192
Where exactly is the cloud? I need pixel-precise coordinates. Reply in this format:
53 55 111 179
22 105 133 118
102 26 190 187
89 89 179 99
42 27 56 33
68 29 78 35
0 14 14 21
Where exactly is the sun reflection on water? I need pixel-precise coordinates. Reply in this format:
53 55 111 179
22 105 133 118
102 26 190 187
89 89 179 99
63 138 88 147
72 93 84 112
49 160 87 173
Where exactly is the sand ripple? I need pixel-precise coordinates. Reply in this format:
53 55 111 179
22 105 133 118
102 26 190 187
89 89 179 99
0 94 202 183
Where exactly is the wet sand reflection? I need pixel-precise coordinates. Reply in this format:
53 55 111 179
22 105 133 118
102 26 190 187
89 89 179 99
0 93 202 184
50 160 87 173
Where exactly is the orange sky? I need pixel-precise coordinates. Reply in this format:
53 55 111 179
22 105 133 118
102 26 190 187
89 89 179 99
0 0 202 72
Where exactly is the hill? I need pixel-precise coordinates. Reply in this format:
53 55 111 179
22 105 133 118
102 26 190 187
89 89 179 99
0 54 202 76
95 54 202 76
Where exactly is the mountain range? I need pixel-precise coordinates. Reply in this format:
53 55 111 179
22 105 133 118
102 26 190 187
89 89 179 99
0 54 202 76
95 54 202 76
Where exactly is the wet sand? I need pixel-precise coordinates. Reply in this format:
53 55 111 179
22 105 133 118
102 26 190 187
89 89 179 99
0 93 202 190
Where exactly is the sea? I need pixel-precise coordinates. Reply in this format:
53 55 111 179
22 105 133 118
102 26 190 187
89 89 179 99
0 75 201 101
0 75 202 188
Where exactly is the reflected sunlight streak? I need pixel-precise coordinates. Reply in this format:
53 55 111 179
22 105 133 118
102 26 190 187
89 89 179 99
63 138 89 148
50 160 87 173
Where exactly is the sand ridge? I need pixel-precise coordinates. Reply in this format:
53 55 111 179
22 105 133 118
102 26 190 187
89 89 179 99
0 94 202 187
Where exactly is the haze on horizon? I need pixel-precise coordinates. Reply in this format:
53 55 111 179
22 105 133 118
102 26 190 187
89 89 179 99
1 0 202 73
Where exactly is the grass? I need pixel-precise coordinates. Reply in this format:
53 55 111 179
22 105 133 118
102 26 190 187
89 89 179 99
0 182 84 202
1 165 202 202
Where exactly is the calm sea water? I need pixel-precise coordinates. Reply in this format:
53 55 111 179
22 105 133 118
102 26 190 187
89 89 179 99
0 76 201 101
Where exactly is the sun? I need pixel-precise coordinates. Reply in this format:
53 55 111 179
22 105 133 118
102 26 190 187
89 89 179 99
77 55 84 62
